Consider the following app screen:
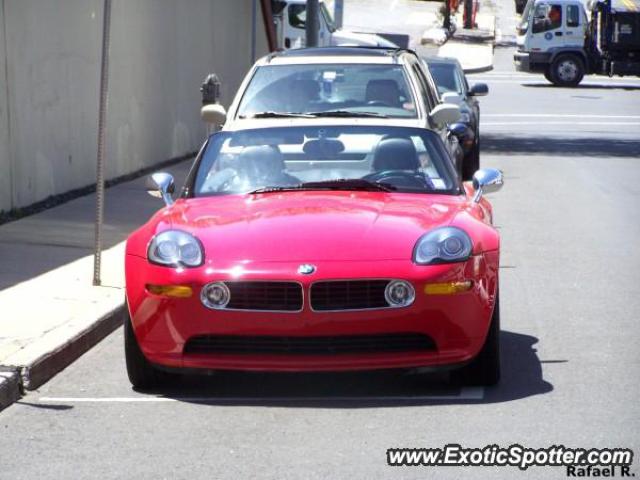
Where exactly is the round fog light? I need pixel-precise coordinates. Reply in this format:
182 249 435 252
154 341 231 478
384 280 415 307
201 282 231 309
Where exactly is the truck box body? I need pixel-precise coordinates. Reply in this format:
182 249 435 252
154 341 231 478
591 0 640 51
589 0 640 75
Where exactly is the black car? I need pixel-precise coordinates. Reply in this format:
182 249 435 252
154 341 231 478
422 56 488 180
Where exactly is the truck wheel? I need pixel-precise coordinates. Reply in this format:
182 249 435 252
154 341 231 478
544 68 553 83
451 292 501 386
550 54 585 87
124 310 168 390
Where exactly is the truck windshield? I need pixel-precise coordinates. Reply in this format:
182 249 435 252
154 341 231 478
518 0 535 33
237 64 418 119
321 3 337 32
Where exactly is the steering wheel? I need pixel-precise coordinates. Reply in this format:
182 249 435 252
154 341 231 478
363 170 430 189
366 100 392 107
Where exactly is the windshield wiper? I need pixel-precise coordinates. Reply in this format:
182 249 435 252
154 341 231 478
307 110 389 118
248 179 395 195
298 179 396 191
239 111 314 119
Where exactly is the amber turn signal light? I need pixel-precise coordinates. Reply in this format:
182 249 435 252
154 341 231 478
146 284 193 298
424 281 473 295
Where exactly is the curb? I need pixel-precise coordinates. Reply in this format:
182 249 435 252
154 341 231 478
464 63 495 74
0 303 125 411
0 369 21 411
21 305 126 391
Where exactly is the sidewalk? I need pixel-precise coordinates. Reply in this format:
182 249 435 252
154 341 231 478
420 0 496 73
0 160 191 410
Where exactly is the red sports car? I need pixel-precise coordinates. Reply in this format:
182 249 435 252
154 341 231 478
124 122 503 389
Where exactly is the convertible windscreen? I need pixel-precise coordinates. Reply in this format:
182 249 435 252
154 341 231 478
236 64 418 119
193 126 459 196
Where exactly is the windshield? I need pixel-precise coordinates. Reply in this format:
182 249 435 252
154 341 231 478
518 0 535 32
321 2 337 32
428 63 463 96
236 64 418 119
192 126 459 196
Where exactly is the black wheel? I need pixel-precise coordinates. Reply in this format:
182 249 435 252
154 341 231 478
544 68 554 83
124 309 167 389
452 292 500 386
462 136 480 181
550 54 585 87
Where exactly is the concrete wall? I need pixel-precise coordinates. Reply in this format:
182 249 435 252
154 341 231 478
0 0 268 212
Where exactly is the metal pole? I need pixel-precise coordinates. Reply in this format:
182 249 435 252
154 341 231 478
306 0 320 47
334 0 344 29
251 0 257 62
93 0 112 286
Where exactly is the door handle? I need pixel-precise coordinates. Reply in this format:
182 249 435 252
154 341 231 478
555 31 563 36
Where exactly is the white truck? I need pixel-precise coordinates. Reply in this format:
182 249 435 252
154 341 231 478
514 0 640 86
271 0 398 49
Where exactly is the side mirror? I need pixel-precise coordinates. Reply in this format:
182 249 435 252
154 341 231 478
146 172 175 206
441 92 462 104
201 103 227 127
448 123 469 139
469 83 489 96
472 168 503 203
429 103 461 127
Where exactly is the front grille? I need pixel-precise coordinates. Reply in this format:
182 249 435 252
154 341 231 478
225 281 303 311
184 333 436 355
310 280 390 311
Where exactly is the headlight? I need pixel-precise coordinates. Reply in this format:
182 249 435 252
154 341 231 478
147 230 204 267
413 227 473 265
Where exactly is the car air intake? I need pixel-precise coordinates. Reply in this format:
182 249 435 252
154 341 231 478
183 333 436 355
310 280 390 311
224 282 303 311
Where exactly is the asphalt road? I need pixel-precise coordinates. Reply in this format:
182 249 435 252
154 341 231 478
1 4 640 480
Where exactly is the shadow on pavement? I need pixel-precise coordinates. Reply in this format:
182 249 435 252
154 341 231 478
483 135 640 158
148 330 554 408
0 161 191 292
523 83 640 91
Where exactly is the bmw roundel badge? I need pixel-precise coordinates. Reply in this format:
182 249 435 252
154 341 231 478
298 264 316 275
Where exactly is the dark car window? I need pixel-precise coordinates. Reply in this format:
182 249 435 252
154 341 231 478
429 63 464 96
237 64 418 119
289 5 306 29
566 4 580 27
191 126 459 196
410 62 437 112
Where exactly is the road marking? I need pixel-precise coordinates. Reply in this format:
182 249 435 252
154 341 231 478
389 0 400 11
483 121 640 126
37 388 485 403
483 114 640 119
469 80 640 87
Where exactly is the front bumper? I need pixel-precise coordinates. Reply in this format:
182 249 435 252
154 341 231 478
125 254 499 372
514 50 551 73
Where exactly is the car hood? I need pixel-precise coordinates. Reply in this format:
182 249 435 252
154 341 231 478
164 192 466 262
331 30 398 48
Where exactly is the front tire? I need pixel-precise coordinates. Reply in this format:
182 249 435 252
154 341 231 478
550 54 585 87
452 293 500 386
124 310 167 389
